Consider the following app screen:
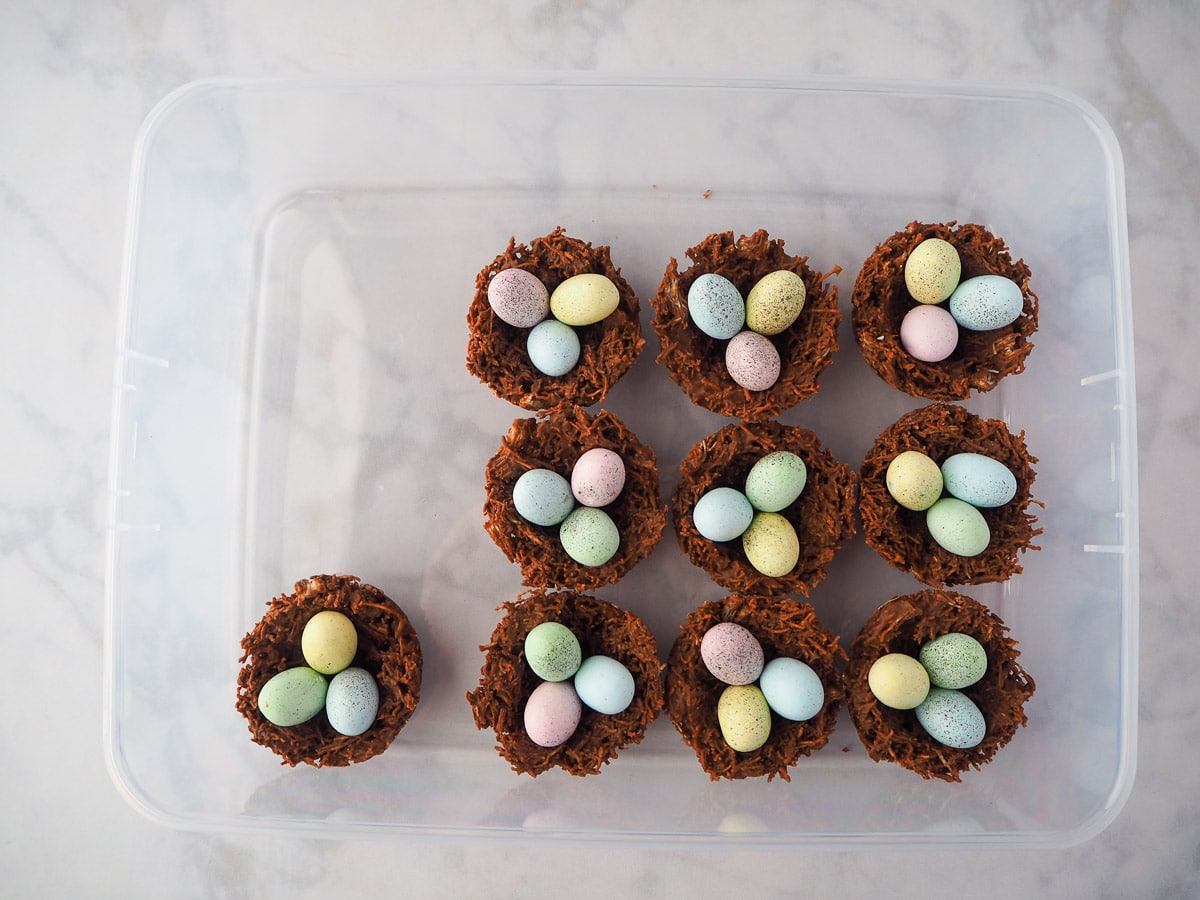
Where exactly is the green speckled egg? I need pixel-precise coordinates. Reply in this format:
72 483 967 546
559 506 620 567
524 621 582 682
744 451 807 512
920 632 988 689
904 238 961 304
257 666 328 727
925 497 990 556
717 684 772 752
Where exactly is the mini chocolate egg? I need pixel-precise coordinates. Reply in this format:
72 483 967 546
745 269 806 336
717 684 772 752
688 272 745 340
915 687 986 749
885 450 944 511
513 468 576 527
301 609 358 675
741 511 800 577
725 330 781 391
524 621 583 682
920 633 988 689
526 318 580 376
925 497 991 556
948 274 1024 331
549 273 619 326
488 267 549 328
257 666 328 727
692 486 755 542
573 655 635 715
524 680 583 747
571 447 626 507
904 237 961 304
744 450 807 513
759 656 824 721
325 667 380 736
700 622 765 685
558 506 620 567
867 653 930 710
900 304 959 362
940 452 1018 508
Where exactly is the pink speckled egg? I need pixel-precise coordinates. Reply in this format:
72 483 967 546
523 680 582 747
700 622 765 686
571 447 626 507
725 330 781 391
488 267 550 328
900 304 959 362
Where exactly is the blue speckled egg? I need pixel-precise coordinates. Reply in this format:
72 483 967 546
915 687 986 749
526 318 581 376
513 468 575 526
941 452 1017 508
948 274 1024 331
688 272 746 340
325 667 379 736
759 656 824 721
573 655 636 715
692 486 754 542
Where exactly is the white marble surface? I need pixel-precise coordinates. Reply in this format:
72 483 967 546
3 1 1197 896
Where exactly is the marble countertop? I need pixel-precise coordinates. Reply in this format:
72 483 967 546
5 2 1196 896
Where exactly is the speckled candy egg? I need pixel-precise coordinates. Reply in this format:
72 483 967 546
759 656 824 721
948 274 1024 331
920 632 988 690
526 318 581 376
325 667 380 736
741 511 800 577
900 304 959 362
700 622 765 685
745 269 806 336
904 237 962 304
867 653 930 710
524 621 583 682
725 330 781 391
940 452 1018 508
524 680 583 748
257 666 328 727
717 684 772 752
488 267 549 328
512 468 575 527
570 447 626 507
573 655 635 715
301 609 358 675
925 497 991 556
885 450 944 511
558 506 620 567
549 273 619 326
688 272 745 340
692 486 755 542
744 450 807 513
915 687 986 749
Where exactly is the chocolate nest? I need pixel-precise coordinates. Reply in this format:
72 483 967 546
466 589 665 777
652 229 841 421
673 421 858 597
860 403 1042 586
235 574 423 767
666 595 845 781
466 227 644 410
483 405 667 590
851 220 1039 400
846 590 1036 782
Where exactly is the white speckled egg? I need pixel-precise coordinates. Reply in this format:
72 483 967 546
941 452 1018 508
301 609 358 675
885 450 944 511
571 447 626 507
904 237 962 304
915 687 986 749
867 653 930 710
512 468 575 527
725 330 781 391
900 304 959 362
688 272 745 340
741 511 799 577
920 633 988 689
488 267 549 328
745 269 806 336
926 497 991 556
744 450 807 513
573 655 635 715
325 667 379 736
524 621 583 682
692 486 755 542
257 666 328 727
948 274 1024 331
526 318 580 376
717 684 772 752
759 656 824 721
559 506 620 567
549 273 619 326
524 680 582 747
700 622 765 686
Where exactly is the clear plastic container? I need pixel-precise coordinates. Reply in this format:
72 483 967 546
105 74 1137 846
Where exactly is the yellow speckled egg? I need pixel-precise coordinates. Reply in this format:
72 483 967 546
904 238 961 304
886 450 944 511
717 684 772 752
301 610 358 675
549 273 619 326
745 269 806 335
867 652 930 710
741 511 800 577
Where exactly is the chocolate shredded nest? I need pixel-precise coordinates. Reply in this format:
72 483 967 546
465 589 665 777
851 220 1038 399
652 229 841 421
483 405 667 590
235 574 423 767
666 595 845 781
846 590 1036 782
466 227 644 410
860 403 1042 586
673 421 857 597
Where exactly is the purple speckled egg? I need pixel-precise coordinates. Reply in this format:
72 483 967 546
900 304 959 362
488 267 550 328
571 447 626 507
700 622 765 686
523 680 582 748
725 330 781 391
